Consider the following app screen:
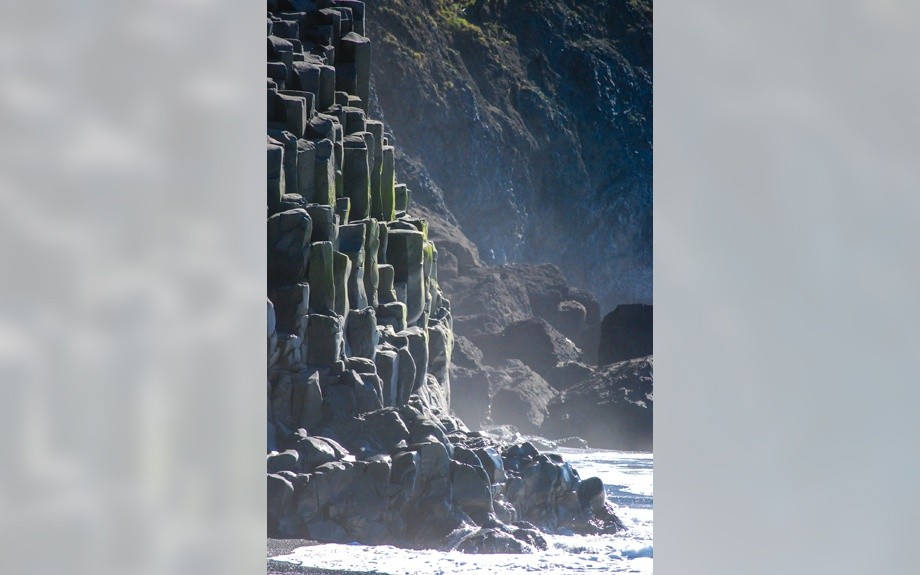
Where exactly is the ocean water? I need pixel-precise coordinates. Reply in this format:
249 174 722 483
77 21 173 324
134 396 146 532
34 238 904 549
270 449 653 574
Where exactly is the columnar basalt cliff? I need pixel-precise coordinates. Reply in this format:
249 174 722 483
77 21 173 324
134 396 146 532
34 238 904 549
266 0 631 551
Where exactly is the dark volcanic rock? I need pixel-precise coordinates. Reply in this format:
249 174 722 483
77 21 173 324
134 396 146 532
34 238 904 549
543 356 653 451
368 0 651 311
473 318 581 384
454 527 535 554
548 361 595 391
265 0 644 552
598 303 653 365
268 208 312 286
489 361 558 433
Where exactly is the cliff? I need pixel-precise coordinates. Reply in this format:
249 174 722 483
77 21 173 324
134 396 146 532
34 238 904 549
366 0 652 311
266 0 643 552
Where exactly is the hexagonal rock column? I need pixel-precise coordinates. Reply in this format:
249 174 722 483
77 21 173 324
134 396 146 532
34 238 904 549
337 222 368 310
295 139 316 201
365 121 384 218
397 326 429 398
344 306 378 360
386 229 426 326
269 91 307 139
335 197 350 226
394 183 410 213
313 139 336 207
342 134 370 221
376 301 407 333
306 313 343 367
377 222 389 264
352 218 379 308
269 283 310 337
377 145 396 222
268 130 310 199
333 2 367 45
377 264 397 305
305 204 336 243
268 208 312 286
307 241 335 314
332 250 352 319
374 345 399 407
427 317 453 406
342 107 366 136
337 32 370 112
267 137 285 210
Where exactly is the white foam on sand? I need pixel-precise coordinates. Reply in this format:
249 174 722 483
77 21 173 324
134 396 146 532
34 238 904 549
271 449 653 574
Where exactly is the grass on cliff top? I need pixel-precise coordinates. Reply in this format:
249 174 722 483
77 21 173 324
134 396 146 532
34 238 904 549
436 0 482 35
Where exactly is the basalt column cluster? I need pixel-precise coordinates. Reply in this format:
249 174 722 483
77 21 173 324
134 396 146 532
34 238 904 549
267 0 453 426
266 0 623 551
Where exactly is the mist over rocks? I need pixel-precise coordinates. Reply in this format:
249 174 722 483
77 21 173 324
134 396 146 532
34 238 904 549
544 356 653 451
366 0 652 312
266 0 650 555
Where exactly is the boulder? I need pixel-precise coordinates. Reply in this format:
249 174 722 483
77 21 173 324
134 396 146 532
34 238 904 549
547 360 595 391
287 435 342 470
267 473 295 537
543 356 653 450
360 408 411 451
449 461 493 523
474 318 581 382
489 361 558 433
598 304 652 365
454 528 534 554
267 449 300 473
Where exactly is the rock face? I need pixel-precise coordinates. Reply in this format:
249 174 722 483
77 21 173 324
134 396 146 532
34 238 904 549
488 361 558 433
473 318 581 384
266 0 644 553
543 356 653 451
368 0 652 311
598 304 653 365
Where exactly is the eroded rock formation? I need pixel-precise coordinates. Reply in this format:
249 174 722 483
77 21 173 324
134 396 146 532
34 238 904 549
266 0 628 551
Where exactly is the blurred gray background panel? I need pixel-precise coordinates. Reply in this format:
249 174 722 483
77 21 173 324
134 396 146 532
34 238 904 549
656 0 920 573
0 1 265 575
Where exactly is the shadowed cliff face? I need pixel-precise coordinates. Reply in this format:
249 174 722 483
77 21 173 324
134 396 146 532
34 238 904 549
366 0 652 311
